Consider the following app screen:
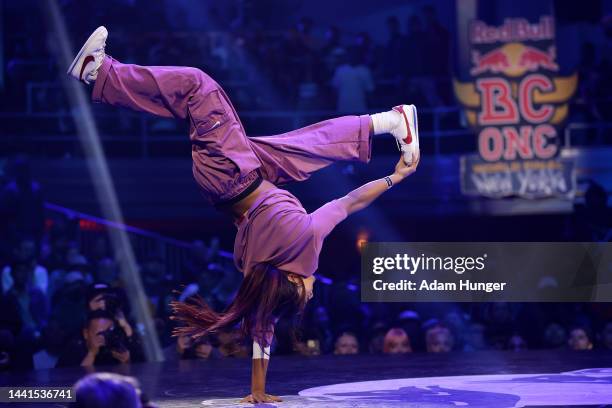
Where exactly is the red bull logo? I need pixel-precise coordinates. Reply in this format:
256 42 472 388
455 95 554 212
470 43 559 77
470 49 510 76
518 46 558 72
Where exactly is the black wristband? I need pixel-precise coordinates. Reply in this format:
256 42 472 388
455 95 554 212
384 176 393 188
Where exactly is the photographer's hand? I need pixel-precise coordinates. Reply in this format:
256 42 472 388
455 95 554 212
116 310 134 337
111 349 131 364
81 335 104 367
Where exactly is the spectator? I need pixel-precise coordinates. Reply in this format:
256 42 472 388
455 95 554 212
543 322 567 349
426 326 454 353
2 238 48 295
383 328 412 354
331 48 374 113
368 321 388 354
217 328 249 358
294 338 321 356
42 218 73 274
568 326 593 351
191 337 221 360
163 334 220 361
72 372 157 408
86 284 138 344
163 334 192 362
398 310 423 351
94 258 120 286
5 259 48 340
334 332 359 355
66 252 93 284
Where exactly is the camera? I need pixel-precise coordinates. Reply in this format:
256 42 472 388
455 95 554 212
98 326 127 353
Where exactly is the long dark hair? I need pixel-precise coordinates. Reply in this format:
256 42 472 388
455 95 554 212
170 264 307 345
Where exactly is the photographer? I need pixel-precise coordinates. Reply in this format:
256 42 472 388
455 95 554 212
87 283 135 339
57 309 144 367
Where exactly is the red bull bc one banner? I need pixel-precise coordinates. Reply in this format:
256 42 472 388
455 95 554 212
454 16 578 198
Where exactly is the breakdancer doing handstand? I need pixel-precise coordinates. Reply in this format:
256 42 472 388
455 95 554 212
68 26 420 403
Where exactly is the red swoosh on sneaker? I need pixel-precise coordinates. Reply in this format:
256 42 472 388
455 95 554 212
399 106 413 144
79 55 95 81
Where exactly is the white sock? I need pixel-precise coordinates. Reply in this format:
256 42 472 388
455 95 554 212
84 54 105 85
370 110 401 135
88 69 99 84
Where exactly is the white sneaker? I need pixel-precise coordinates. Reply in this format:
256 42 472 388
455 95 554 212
391 104 420 165
67 26 108 85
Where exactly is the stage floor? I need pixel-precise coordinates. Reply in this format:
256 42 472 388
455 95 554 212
2 350 611 407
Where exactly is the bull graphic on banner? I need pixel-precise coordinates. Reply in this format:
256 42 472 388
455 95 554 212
454 16 578 199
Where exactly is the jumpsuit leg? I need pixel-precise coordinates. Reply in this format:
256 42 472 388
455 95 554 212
248 115 372 185
91 56 261 203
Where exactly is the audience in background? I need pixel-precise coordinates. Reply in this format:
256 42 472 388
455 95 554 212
0 168 610 370
0 168 609 372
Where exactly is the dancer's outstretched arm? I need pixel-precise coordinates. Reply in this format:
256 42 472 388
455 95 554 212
339 154 420 215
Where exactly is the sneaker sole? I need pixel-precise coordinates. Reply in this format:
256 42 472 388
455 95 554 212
67 26 107 78
397 104 419 164
406 104 419 150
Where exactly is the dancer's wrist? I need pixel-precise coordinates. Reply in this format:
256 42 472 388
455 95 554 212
389 173 405 185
